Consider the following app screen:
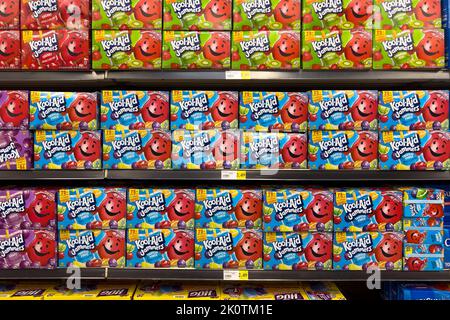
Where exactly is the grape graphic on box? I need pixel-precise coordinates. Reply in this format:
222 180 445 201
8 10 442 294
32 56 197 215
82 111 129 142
0 31 20 70
0 91 29 129
0 130 32 170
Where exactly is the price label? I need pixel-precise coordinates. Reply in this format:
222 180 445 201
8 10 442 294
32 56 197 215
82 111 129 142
223 270 249 281
221 171 246 180
225 71 251 80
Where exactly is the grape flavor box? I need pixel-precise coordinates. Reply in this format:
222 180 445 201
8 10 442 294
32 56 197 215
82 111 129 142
0 31 20 70
0 91 29 129
0 130 33 170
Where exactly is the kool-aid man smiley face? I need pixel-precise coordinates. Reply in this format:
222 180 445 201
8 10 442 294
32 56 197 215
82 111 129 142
235 231 262 261
27 193 55 228
424 203 444 218
423 132 450 163
304 233 331 263
374 195 402 225
280 93 307 126
345 0 372 25
414 0 441 23
167 231 193 261
212 132 238 162
27 232 55 267
74 132 101 162
203 33 230 64
134 0 161 27
167 192 194 222
374 233 402 263
134 32 161 64
281 135 306 164
416 30 444 65
0 92 27 127
406 230 425 244
0 0 18 27
211 92 238 123
235 192 262 222
273 33 299 67
0 32 19 67
422 92 449 123
204 0 231 27
60 31 88 65
68 94 96 123
142 93 169 123
144 132 171 161
351 132 377 162
306 193 333 224
98 230 124 261
351 92 377 122
344 31 372 66
405 257 427 271
274 0 301 27
98 191 126 222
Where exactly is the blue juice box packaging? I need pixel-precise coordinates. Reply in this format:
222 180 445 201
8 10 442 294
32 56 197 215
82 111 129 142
102 129 172 169
238 91 308 132
403 217 443 228
404 228 444 244
308 90 378 131
170 90 238 131
378 90 449 131
263 232 332 271
58 229 125 268
308 130 378 170
194 188 262 229
57 187 126 230
194 228 263 270
34 131 102 170
100 91 169 131
404 243 444 271
126 188 195 229
29 92 99 130
263 189 333 232
402 187 444 218
444 226 450 269
126 229 194 268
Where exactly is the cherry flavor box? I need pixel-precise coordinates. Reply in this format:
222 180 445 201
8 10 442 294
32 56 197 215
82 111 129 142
308 130 378 170
58 229 125 268
126 229 194 268
263 189 333 232
0 31 20 70
239 91 308 132
170 90 238 131
127 188 195 229
378 90 449 131
0 0 19 29
0 91 29 129
171 129 240 170
0 189 56 230
92 0 162 29
404 244 444 270
21 30 90 70
92 30 161 70
194 188 262 229
233 0 301 30
308 90 378 130
263 232 332 270
57 188 126 230
221 284 308 300
0 230 56 269
133 282 221 300
164 0 232 30
333 189 403 232
29 91 98 130
195 228 263 269
0 130 33 170
100 91 170 131
333 232 403 270
379 131 450 170
302 29 372 70
231 31 300 70
34 130 101 170
402 187 444 218
162 31 230 69
102 129 171 169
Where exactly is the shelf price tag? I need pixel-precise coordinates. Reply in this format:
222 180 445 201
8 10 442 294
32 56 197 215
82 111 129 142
223 270 249 281
221 170 246 180
225 71 251 80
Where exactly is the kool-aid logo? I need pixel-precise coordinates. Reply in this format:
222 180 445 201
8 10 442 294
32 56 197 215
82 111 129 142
390 94 420 119
188 290 217 298
203 193 233 217
111 132 142 158
97 289 128 297
319 94 349 118
135 232 166 257
274 293 303 300
203 233 233 257
66 232 96 257
135 193 166 217
179 93 209 119
101 0 132 17
318 134 349 159
0 194 25 219
171 0 202 19
342 234 373 259
342 195 373 221
101 35 132 58
249 136 279 160
0 142 20 163
272 234 303 258
239 35 270 59
0 233 25 258
27 0 57 18
180 132 211 157
29 33 58 59
171 34 201 57
41 133 72 158
311 34 342 58
109 94 140 119
381 0 412 18
273 195 303 220
248 95 279 120
382 33 413 58
389 133 420 159
311 0 343 19
36 95 66 119
66 193 96 217
241 0 272 19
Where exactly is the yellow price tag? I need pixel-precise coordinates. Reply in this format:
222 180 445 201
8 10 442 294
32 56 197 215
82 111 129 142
240 71 251 80
238 270 249 280
236 171 246 180
59 189 70 203
102 91 113 104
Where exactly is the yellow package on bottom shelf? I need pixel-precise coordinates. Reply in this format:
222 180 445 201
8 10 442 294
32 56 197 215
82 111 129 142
44 282 137 300
0 281 56 300
133 282 221 300
221 283 309 300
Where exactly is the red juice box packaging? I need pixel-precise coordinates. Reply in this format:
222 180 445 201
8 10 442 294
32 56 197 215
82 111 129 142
231 31 301 70
0 229 56 269
0 0 19 29
302 29 372 70
0 31 20 70
402 187 444 218
0 91 29 129
0 130 33 170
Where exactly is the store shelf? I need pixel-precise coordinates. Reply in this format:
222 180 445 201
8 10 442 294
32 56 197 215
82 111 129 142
0 268 105 280
0 170 106 180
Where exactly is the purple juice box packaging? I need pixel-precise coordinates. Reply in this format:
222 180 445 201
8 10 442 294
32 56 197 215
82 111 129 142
0 130 33 170
0 91 29 129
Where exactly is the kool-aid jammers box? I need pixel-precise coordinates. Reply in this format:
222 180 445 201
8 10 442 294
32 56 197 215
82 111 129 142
308 131 378 170
170 90 238 131
29 91 98 130
0 0 19 29
0 91 29 129
239 92 308 132
195 188 262 229
103 130 171 169
373 29 445 69
0 130 33 170
263 232 332 270
231 31 300 70
21 30 90 70
404 244 444 270
92 0 162 29
404 228 443 244
126 229 194 268
333 189 403 232
195 228 262 269
378 91 449 131
402 187 444 218
92 30 161 70
127 188 195 229
171 129 240 170
302 29 372 70
308 90 378 130
379 131 450 170
302 0 373 30
58 229 125 268
57 187 126 230
162 31 230 69
263 189 333 232
0 31 20 69
34 131 101 170
241 132 307 169
333 232 403 270
101 91 170 131
0 189 56 230
233 0 301 30
21 0 90 29
0 230 56 269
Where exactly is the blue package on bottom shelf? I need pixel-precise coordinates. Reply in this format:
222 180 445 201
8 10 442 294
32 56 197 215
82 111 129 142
389 283 450 300
444 227 450 269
